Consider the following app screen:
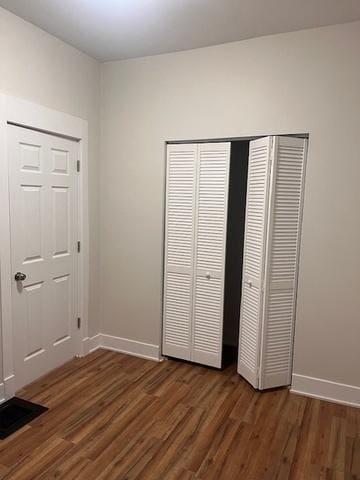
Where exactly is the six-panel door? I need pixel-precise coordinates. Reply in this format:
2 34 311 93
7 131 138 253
8 125 79 391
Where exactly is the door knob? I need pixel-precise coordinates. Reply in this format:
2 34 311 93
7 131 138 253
247 280 252 288
206 272 211 279
14 272 26 282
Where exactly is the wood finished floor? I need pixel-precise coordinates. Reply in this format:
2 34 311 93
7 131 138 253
0 350 359 480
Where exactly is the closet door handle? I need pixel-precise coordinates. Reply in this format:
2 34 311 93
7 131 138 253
206 272 211 279
246 280 252 288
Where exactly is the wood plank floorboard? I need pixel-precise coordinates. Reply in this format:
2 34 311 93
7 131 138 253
0 349 358 479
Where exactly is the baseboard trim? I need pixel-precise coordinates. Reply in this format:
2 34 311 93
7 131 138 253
5 375 15 400
0 375 16 402
83 333 161 362
82 334 102 355
101 334 161 361
291 374 360 408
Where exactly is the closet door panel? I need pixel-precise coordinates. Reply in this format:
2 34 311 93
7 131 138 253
192 143 230 368
163 144 197 360
238 137 271 387
193 275 223 366
259 137 307 389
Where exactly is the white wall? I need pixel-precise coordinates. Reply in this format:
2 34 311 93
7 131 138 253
100 21 360 389
1 7 357 398
0 8 101 338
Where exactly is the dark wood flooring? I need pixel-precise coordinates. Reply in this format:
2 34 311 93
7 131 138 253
0 349 358 479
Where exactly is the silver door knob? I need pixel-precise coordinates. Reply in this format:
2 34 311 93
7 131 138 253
247 280 252 288
206 272 211 279
14 272 26 282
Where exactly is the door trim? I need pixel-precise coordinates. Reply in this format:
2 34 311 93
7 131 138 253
0 94 89 399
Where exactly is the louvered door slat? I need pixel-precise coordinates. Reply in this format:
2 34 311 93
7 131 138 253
259 137 307 389
163 144 197 360
237 137 271 387
192 143 230 368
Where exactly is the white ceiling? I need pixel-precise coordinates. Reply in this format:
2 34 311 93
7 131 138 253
1 0 360 62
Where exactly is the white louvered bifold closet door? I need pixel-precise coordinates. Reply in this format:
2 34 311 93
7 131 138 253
192 143 231 368
259 136 307 389
238 136 307 389
163 144 197 360
238 137 272 387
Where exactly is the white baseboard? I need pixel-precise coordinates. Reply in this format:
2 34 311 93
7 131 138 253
82 334 102 355
4 375 15 399
83 333 161 362
291 374 360 408
0 375 16 403
101 334 161 361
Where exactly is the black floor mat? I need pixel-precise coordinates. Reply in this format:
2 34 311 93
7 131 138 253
0 397 48 439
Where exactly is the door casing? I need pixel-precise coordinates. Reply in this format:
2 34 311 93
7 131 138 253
0 94 89 400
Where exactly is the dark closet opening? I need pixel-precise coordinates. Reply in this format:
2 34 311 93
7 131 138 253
222 140 249 367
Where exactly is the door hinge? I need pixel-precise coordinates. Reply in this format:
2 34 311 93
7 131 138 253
77 317 81 329
77 241 81 253
77 160 80 172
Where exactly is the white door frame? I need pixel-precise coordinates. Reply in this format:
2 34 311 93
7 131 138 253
0 94 89 400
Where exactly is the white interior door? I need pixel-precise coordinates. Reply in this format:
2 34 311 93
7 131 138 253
237 137 272 387
163 142 230 368
8 124 79 391
259 136 307 389
237 136 307 390
163 144 197 360
192 142 230 368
